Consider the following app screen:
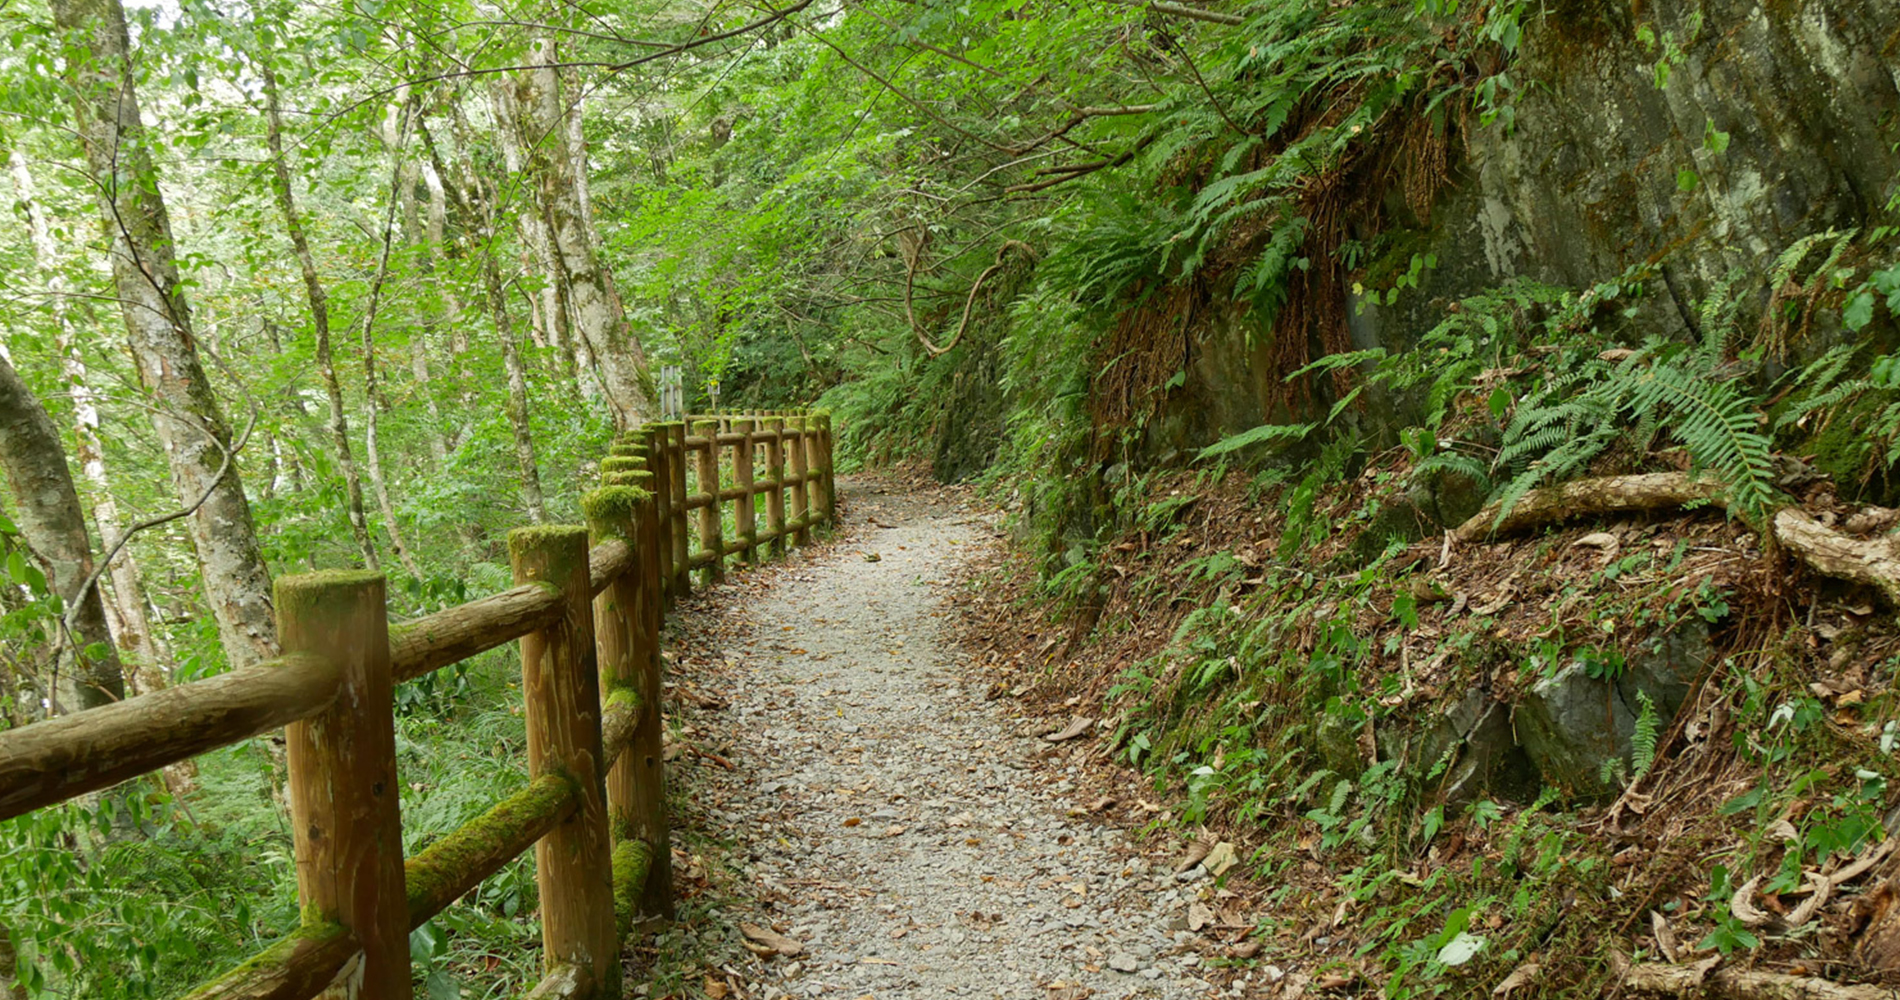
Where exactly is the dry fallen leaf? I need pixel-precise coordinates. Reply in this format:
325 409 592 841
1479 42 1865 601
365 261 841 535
1173 841 1211 873
1044 716 1094 742
1203 841 1240 877
1650 911 1679 964
1491 962 1539 997
740 923 805 957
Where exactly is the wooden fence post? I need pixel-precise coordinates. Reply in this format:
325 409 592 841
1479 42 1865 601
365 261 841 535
812 411 835 528
667 423 691 599
582 486 674 926
511 527 618 998
692 420 725 585
732 418 757 566
788 415 811 547
763 415 786 560
277 570 410 1000
642 424 674 612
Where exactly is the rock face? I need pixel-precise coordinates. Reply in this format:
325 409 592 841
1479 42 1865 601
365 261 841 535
1142 0 1900 457
1515 621 1716 800
1386 621 1715 803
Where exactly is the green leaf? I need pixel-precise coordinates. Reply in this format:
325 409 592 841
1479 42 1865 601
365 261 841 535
1677 168 1699 192
1487 386 1511 420
1196 422 1317 460
1703 119 1731 154
1845 291 1876 331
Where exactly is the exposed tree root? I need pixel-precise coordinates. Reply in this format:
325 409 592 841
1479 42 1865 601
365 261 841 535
1772 507 1900 608
1619 958 1896 1000
1452 471 1900 608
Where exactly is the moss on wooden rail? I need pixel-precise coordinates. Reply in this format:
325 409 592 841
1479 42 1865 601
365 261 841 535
611 838 657 935
178 920 353 1000
405 773 580 924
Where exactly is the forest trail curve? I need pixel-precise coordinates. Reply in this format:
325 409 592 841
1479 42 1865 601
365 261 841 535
680 481 1241 1000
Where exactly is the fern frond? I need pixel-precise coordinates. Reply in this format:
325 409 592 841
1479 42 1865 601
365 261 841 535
1196 421 1318 460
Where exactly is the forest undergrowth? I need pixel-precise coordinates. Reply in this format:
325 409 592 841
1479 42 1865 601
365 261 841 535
947 244 1900 998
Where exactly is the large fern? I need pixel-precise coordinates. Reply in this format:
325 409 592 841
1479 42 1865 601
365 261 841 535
1488 338 1777 525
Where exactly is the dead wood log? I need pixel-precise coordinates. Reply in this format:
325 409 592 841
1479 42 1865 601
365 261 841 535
1773 508 1900 608
1452 473 1726 543
1452 472 1900 609
1620 959 1898 999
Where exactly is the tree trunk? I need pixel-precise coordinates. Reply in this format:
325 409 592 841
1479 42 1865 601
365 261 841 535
0 353 125 715
488 81 576 377
364 101 426 581
406 157 455 463
475 182 550 522
518 41 655 428
7 147 168 685
259 56 380 571
52 0 278 669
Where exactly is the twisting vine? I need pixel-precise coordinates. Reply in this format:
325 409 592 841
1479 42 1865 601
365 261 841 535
904 239 1038 357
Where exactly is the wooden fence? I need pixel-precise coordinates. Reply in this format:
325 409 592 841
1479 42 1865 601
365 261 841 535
0 410 834 1000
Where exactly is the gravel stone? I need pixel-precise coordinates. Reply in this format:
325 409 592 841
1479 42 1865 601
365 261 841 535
688 485 1209 999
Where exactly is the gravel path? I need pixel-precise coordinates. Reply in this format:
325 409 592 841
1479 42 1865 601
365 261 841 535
693 483 1236 1000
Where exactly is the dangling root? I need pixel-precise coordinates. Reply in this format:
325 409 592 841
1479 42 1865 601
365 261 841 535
905 240 1037 357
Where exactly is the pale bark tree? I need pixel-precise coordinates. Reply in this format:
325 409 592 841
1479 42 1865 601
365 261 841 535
413 158 456 460
51 0 278 668
488 81 573 374
363 101 425 579
520 41 654 426
0 353 125 715
6 148 168 683
258 55 380 571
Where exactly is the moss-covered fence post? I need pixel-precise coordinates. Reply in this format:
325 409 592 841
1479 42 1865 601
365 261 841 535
581 485 673 927
510 526 618 998
641 424 675 612
732 418 757 566
788 414 812 547
277 570 412 1000
762 414 787 560
692 420 725 585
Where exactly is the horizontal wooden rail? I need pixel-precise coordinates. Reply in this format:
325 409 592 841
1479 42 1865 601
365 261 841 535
390 583 563 684
0 652 339 822
190 774 585 1000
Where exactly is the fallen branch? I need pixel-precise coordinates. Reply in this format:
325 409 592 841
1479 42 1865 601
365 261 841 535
1451 471 1900 610
1620 959 1896 999
1451 472 1726 543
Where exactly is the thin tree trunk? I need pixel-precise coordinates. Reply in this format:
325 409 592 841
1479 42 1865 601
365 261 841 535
258 56 380 571
52 0 278 669
477 181 549 522
363 101 425 580
7 147 167 684
0 353 125 715
520 40 655 428
404 157 453 463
